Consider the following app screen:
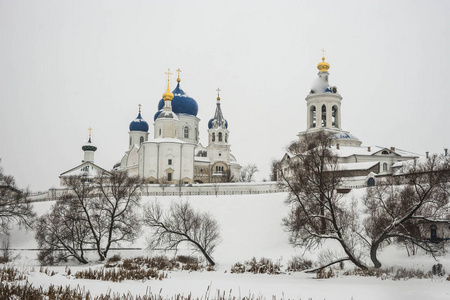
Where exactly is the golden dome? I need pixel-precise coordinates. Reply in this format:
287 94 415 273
163 85 174 101
317 57 330 72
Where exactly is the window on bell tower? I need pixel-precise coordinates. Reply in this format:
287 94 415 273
218 132 223 142
140 136 144 144
310 106 316 128
184 126 189 139
212 133 215 142
321 105 327 127
332 105 338 128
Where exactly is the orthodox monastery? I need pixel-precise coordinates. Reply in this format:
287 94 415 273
281 56 419 186
60 70 241 185
61 56 421 188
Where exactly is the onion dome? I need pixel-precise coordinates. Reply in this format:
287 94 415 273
162 85 174 101
129 105 149 132
317 56 330 72
82 128 97 151
208 117 228 129
157 81 199 117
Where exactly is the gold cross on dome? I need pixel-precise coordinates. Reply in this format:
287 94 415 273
321 48 326 61
88 127 92 138
216 87 221 97
138 104 141 113
176 68 182 79
165 69 173 81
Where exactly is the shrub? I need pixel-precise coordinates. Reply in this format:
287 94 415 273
286 256 314 272
107 254 122 263
230 257 282 275
344 267 432 280
76 255 207 282
316 267 336 279
393 268 430 280
431 263 445 277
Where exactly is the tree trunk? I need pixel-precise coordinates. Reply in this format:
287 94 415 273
192 240 215 266
370 240 382 268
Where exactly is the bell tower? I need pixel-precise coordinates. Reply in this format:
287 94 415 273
207 88 231 169
299 52 361 147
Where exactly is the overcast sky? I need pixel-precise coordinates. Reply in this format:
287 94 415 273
1 0 449 191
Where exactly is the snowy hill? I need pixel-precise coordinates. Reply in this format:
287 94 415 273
6 189 450 300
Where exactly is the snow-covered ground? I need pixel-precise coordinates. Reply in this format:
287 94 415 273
6 191 450 300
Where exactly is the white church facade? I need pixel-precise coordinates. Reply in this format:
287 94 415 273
61 70 241 185
281 56 419 186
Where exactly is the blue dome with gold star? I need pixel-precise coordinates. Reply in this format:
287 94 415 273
156 82 198 120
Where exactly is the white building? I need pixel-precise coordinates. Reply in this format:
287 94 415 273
117 71 241 184
59 129 111 185
281 56 419 186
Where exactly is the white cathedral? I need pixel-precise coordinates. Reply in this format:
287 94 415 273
60 70 241 185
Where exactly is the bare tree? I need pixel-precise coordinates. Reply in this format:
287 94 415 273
364 154 450 268
239 164 259 182
37 171 144 263
36 198 91 264
0 162 36 233
89 171 144 261
143 201 220 266
278 131 368 270
270 159 278 181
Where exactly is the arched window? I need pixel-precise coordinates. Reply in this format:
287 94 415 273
129 137 132 146
383 163 388 172
159 128 162 136
332 105 338 128
367 178 375 187
184 126 189 139
140 136 144 144
382 150 389 155
212 133 215 142
167 173 172 182
321 104 327 127
310 106 316 128
218 132 223 142
225 133 228 143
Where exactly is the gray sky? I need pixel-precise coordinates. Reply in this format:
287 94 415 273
1 0 449 191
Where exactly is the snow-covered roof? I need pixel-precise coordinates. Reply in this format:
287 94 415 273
331 145 419 158
194 156 211 163
151 138 189 144
60 161 111 178
337 161 379 171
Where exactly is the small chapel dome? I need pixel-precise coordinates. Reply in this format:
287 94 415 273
82 128 97 151
157 81 199 117
82 140 97 152
129 112 149 132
